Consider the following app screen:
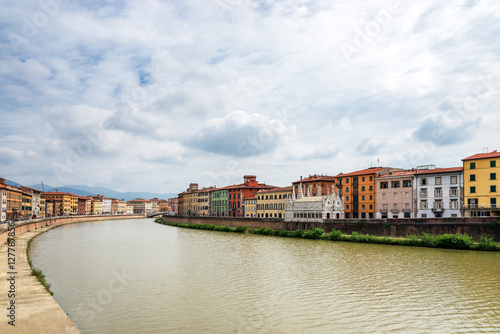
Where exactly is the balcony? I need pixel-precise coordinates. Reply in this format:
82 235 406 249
403 208 411 213
380 209 388 214
466 204 499 210
432 208 444 213
391 209 400 214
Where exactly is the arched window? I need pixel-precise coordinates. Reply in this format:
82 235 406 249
265 213 269 218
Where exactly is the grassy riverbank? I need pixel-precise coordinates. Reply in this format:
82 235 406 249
26 235 54 295
156 218 500 252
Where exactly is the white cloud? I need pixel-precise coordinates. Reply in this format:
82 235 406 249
1 0 500 192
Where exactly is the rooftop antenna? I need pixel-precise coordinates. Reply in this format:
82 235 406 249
377 158 380 166
483 147 489 153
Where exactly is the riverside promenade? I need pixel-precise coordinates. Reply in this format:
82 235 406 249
0 215 143 333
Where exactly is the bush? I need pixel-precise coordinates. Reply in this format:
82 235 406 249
328 229 342 241
302 228 325 239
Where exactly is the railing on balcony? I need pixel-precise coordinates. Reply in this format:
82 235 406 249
432 207 444 213
380 209 388 213
466 204 498 209
391 209 400 214
403 208 411 213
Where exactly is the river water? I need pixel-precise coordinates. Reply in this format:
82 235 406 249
29 218 500 333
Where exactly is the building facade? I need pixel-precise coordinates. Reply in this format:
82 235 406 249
244 197 256 217
376 170 417 218
227 175 274 217
197 187 214 216
292 175 337 198
211 188 229 217
415 167 463 218
256 186 292 218
285 185 344 222
337 167 395 219
463 150 500 217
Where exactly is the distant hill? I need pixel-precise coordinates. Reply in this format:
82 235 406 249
29 183 176 201
5 179 22 187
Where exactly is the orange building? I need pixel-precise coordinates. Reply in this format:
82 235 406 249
292 174 337 199
337 167 396 219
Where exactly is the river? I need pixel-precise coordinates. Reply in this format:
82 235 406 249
29 218 500 333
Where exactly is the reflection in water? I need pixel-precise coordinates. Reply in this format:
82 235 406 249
29 219 500 333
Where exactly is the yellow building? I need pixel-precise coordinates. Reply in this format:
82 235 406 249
92 200 103 215
256 186 293 218
463 150 500 217
244 197 256 217
42 192 75 216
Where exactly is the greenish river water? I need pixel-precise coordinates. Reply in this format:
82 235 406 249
29 218 500 333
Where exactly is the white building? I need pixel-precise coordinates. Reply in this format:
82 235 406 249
128 199 153 214
102 198 112 214
285 184 344 222
415 167 463 218
0 182 7 222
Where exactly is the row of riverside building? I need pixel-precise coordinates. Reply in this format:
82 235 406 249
0 177 179 222
177 150 500 221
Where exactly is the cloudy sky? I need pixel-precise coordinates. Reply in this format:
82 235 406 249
1 0 499 193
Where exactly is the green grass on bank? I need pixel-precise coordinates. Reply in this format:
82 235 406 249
26 238 54 295
155 218 500 252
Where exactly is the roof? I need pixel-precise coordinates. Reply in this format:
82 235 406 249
225 183 274 190
245 196 256 201
378 170 420 178
257 186 293 193
413 167 463 175
462 150 500 161
337 167 390 178
292 175 336 184
42 191 77 196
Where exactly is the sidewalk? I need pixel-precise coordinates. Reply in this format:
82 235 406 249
0 226 80 333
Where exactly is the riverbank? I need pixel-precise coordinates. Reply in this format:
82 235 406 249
0 215 143 333
158 219 500 252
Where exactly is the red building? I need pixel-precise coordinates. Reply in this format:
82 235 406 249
227 175 274 217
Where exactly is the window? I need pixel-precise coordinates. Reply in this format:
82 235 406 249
435 188 442 197
420 188 428 198
361 205 365 210
491 173 496 180
369 195 373 200
362 177 365 182
370 176 373 181
346 179 350 184
369 186 373 191
405 192 410 199
434 200 443 209
420 200 428 209
450 187 459 197
345 187 349 192
491 160 496 168
369 205 373 210
435 177 442 185
450 200 458 209
491 198 497 208
361 186 365 191
470 186 476 193
380 182 388 189
393 204 398 210
392 181 400 188
451 214 458 218
450 176 458 184
422 214 427 218
470 162 476 169
491 185 497 193
393 193 397 199
346 196 349 201
361 195 365 201
382 193 386 200
346 204 349 210
421 178 427 186
470 174 476 182
274 195 277 199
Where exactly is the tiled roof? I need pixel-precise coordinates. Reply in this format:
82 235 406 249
337 167 389 177
292 175 336 184
258 186 293 193
378 170 419 178
414 167 463 175
462 150 500 161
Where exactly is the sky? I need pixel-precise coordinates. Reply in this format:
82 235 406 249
0 0 499 194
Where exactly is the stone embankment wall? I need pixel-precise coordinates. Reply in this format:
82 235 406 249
0 214 144 245
161 216 500 242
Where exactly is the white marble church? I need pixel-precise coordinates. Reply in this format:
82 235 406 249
284 183 344 222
